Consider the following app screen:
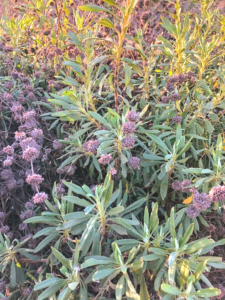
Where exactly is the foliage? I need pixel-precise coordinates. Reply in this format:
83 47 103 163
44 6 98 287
1 0 225 299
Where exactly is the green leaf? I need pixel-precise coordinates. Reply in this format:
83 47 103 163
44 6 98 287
34 233 59 253
82 257 115 269
98 18 115 29
161 284 183 296
93 268 115 281
78 5 109 12
180 223 194 247
37 281 66 300
35 278 65 291
116 275 125 300
51 247 71 270
191 288 221 297
107 206 124 216
10 261 16 287
62 196 90 207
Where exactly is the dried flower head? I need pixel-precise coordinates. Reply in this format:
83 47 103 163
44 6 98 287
22 146 40 162
186 205 201 218
22 110 36 121
22 288 31 297
0 212 6 220
170 93 180 101
209 186 225 202
172 116 182 124
20 137 40 151
57 165 76 176
122 122 136 134
193 192 211 210
122 136 135 149
26 174 44 186
0 225 10 234
4 45 13 52
53 140 63 150
161 96 170 103
4 81 14 90
128 157 141 169
3 145 14 155
19 223 28 231
98 154 113 165
30 128 43 139
166 83 174 91
33 192 48 204
56 183 65 198
3 157 14 167
0 281 5 291
27 92 36 102
25 202 34 209
0 169 13 180
126 111 139 123
178 73 186 83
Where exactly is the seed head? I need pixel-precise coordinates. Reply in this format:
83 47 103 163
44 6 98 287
26 174 44 186
209 186 225 202
22 146 40 162
33 192 48 204
3 145 14 155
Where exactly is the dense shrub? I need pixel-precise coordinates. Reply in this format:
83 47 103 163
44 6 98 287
1 0 225 299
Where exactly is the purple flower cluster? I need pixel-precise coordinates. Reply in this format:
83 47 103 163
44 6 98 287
122 122 136 135
186 192 211 219
172 179 192 192
126 111 139 123
82 139 100 154
98 154 113 165
128 157 141 169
